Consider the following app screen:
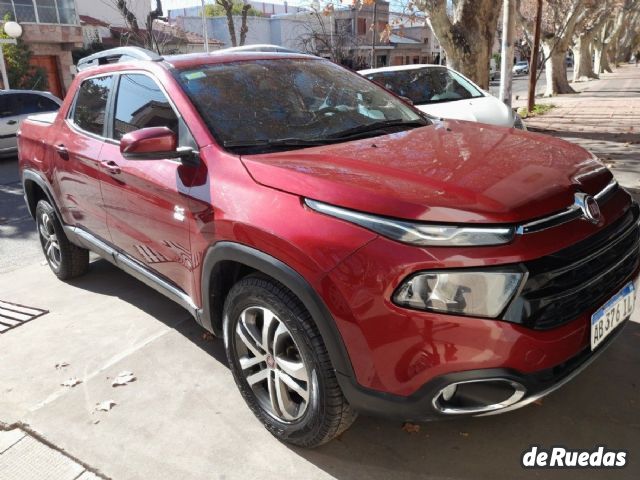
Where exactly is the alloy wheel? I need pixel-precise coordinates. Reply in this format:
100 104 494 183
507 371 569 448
38 212 61 269
233 306 310 422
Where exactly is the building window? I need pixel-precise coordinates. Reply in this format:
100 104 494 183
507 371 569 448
357 17 366 36
335 18 352 35
0 0 77 24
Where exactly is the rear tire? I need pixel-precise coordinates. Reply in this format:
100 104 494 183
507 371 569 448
223 274 357 447
35 200 89 280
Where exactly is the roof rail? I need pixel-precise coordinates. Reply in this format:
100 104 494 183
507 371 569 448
77 47 163 71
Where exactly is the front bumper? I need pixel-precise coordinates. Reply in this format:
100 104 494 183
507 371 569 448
336 321 628 421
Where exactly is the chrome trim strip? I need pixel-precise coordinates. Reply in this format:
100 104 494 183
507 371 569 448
65 226 199 316
516 179 618 235
432 378 527 415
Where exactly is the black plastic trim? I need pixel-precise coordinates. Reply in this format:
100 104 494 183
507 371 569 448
21 169 62 221
199 242 356 380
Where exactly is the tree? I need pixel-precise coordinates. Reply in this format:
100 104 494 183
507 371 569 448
516 0 585 96
0 17 48 90
207 1 260 47
415 0 503 89
571 1 610 82
298 3 362 66
115 0 166 53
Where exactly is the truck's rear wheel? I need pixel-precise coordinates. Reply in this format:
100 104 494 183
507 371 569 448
36 200 89 280
223 274 357 447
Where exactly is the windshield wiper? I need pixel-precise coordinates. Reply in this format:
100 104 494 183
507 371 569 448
224 138 329 150
327 119 428 140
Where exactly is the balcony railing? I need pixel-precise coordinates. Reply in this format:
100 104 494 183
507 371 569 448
0 0 78 25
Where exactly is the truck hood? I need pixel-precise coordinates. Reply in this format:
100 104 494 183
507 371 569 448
240 120 612 224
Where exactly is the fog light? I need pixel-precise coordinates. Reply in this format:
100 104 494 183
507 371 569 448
441 384 457 401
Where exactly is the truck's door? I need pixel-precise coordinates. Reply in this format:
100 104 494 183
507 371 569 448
52 75 114 241
99 72 195 297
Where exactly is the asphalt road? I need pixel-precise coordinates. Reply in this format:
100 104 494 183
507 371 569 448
0 156 42 273
488 68 574 102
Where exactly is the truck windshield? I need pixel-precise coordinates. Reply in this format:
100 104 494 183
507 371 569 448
175 58 428 153
365 67 484 106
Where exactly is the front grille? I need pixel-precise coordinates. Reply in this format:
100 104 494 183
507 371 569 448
503 203 640 330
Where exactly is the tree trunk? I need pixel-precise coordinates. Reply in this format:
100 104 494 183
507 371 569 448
421 0 502 90
542 42 575 96
572 34 597 82
445 37 494 89
239 5 250 46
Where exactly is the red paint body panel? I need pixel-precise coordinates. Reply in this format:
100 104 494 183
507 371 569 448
242 122 612 223
17 52 637 411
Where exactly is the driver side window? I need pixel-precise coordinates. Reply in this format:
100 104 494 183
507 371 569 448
112 74 179 141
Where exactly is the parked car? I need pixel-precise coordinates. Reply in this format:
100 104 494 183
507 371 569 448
19 47 638 447
513 60 530 75
0 90 61 157
359 64 526 130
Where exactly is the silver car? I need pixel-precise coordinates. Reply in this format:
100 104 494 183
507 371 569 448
0 90 62 157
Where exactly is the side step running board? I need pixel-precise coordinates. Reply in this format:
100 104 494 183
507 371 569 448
64 226 199 319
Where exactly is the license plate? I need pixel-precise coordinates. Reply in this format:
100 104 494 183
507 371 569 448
591 282 635 350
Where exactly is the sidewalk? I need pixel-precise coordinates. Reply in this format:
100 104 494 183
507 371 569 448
518 64 640 195
2 261 640 480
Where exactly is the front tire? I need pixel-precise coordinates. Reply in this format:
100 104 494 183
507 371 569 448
223 274 357 447
35 200 89 280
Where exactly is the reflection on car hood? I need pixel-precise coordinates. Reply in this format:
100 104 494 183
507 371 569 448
240 120 612 224
416 95 514 127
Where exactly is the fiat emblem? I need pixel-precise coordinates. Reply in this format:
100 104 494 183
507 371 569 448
575 193 601 224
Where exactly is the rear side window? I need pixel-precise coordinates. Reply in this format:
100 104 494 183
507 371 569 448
73 76 113 136
112 74 178 140
0 93 58 117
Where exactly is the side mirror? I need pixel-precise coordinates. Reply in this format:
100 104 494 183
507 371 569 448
120 126 193 162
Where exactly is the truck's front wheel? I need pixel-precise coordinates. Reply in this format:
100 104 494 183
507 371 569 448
35 200 89 280
223 274 357 447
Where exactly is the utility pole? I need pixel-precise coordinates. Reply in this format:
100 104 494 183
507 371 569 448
201 0 210 53
499 0 516 107
527 0 543 112
371 1 377 68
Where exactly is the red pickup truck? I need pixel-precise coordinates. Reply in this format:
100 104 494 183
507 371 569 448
18 47 639 447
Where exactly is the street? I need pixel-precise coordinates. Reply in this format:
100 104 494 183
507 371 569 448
1 67 640 480
488 68 566 101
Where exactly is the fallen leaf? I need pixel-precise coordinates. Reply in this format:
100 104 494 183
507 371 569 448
95 400 117 412
402 422 420 434
55 362 69 370
61 377 81 387
533 398 544 406
93 419 100 425
201 332 215 341
460 431 470 437
112 371 136 387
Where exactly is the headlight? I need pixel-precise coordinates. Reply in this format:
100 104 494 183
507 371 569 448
513 113 527 130
305 199 515 247
393 270 524 317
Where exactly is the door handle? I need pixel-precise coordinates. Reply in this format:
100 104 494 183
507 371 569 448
103 160 121 175
54 144 69 160
7 120 17 125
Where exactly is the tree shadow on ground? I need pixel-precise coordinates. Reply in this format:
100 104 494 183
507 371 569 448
66 259 228 367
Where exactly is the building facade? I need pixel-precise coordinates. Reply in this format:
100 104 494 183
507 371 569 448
0 0 83 96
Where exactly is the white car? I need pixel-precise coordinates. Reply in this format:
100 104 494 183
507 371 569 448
0 90 62 157
513 61 529 75
359 64 526 130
